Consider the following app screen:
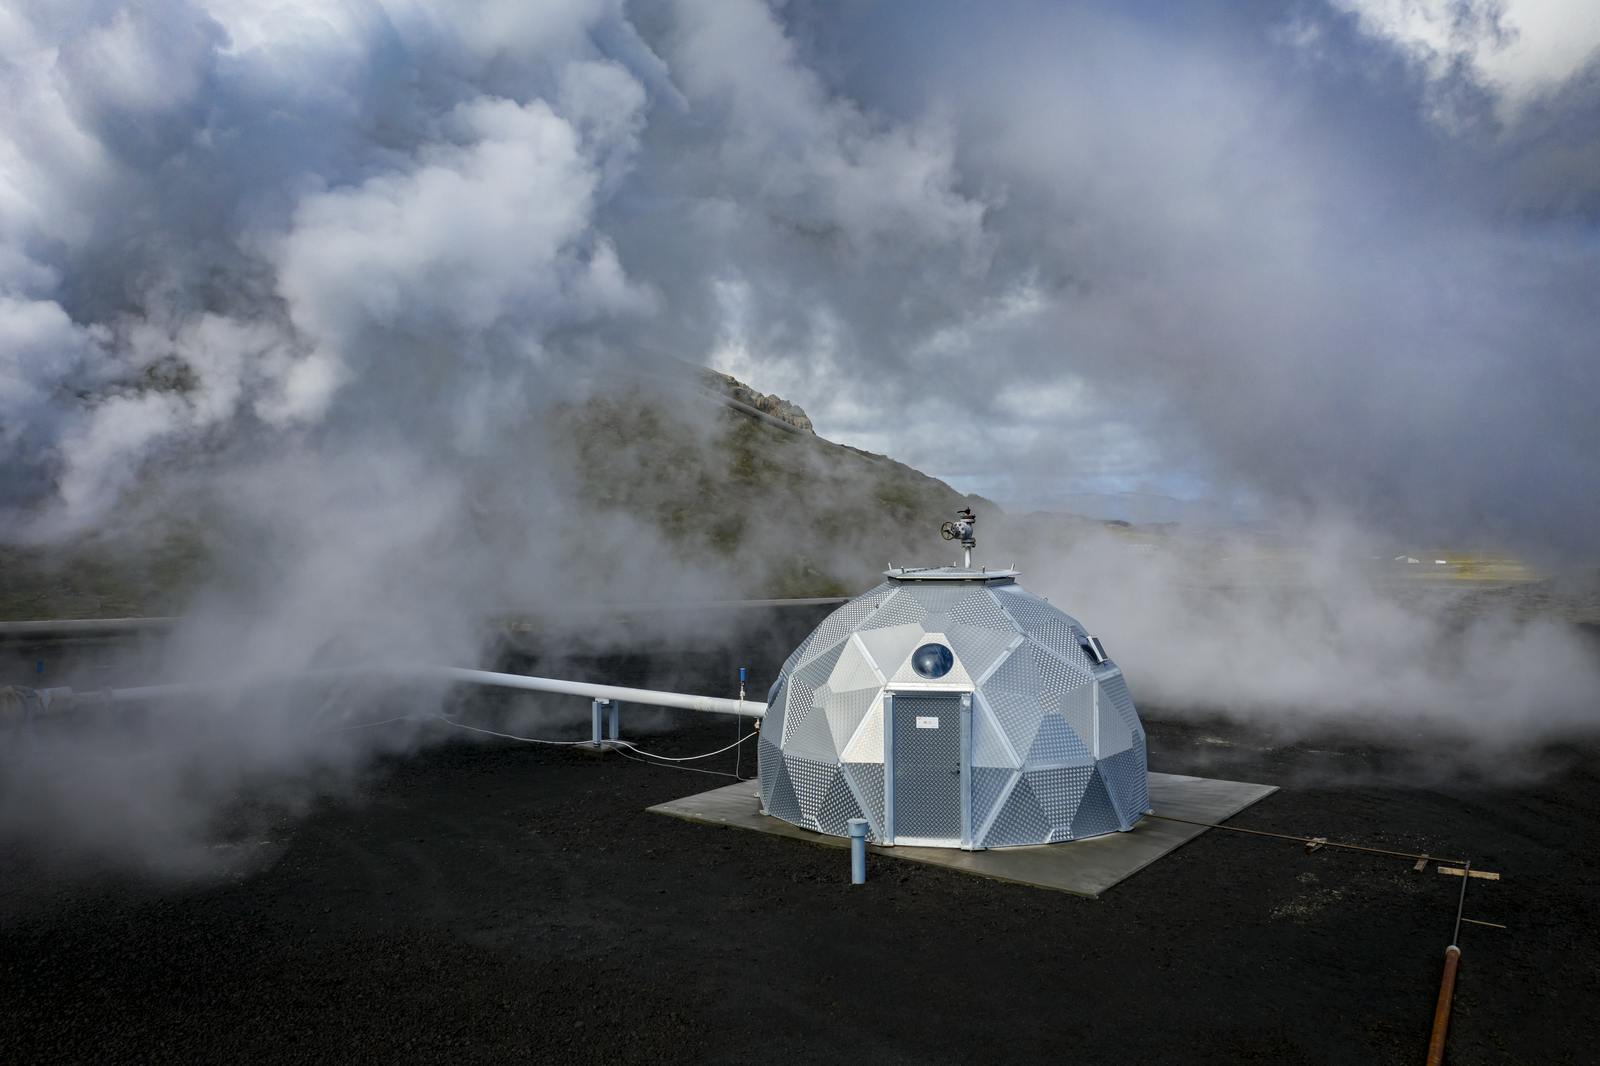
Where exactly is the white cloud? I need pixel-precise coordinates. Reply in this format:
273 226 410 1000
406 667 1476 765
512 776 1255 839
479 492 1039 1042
662 0 986 256
277 97 599 342
0 1 664 532
1 0 1597 544
1333 0 1600 118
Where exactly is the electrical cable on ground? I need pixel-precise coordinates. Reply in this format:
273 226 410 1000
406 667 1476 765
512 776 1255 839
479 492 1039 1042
328 712 755 778
1144 813 1470 868
614 733 755 762
432 717 601 746
431 714 757 777
320 715 423 734
609 743 742 780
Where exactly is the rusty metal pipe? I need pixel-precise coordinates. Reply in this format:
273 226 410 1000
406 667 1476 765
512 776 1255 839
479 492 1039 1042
1425 944 1461 1066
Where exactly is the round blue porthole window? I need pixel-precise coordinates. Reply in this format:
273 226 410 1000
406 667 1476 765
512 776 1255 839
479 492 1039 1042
911 642 954 679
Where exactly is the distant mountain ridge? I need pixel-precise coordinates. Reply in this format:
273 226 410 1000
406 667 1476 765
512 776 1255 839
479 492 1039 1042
0 364 992 617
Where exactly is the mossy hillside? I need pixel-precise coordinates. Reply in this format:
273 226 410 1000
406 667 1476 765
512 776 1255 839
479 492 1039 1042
1 384 988 618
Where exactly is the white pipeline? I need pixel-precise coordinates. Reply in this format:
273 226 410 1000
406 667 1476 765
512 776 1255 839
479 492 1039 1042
41 664 767 720
409 666 766 719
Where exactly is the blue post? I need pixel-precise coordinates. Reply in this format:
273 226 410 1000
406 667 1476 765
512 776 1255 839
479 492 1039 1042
608 700 619 742
591 698 604 749
848 818 868 884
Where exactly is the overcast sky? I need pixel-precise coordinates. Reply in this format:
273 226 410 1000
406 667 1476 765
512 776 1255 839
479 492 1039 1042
2 0 1598 551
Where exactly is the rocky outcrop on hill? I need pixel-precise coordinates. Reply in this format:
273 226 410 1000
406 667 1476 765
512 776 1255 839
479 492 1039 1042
697 368 814 433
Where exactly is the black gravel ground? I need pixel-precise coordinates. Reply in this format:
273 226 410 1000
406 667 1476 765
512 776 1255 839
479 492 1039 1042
2 609 1597 1064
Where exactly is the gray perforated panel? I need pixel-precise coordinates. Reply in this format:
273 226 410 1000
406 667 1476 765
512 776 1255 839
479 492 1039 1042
775 585 884 679
971 695 1021 769
982 774 1053 847
1101 743 1150 820
785 691 840 760
842 761 886 837
983 649 1045 756
1099 672 1144 740
860 589 929 630
1070 770 1121 838
764 755 802 822
1025 639 1097 694
1025 713 1092 766
758 735 781 797
815 769 865 835
776 638 810 682
890 694 963 843
970 765 1016 833
1024 765 1094 826
952 589 1020 633
1059 680 1095 752
780 673 816 743
794 638 848 684
898 587 970 618
761 682 786 750
805 584 890 651
994 586 1089 664
785 752 835 826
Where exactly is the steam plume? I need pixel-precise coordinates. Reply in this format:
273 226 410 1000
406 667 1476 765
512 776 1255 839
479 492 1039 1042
2 1 1597 872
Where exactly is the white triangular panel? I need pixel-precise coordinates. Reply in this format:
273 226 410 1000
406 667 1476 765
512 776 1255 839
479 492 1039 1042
840 693 885 762
945 625 1019 684
824 687 876 751
827 635 884 693
887 633 973 687
1060 680 1095 750
855 623 925 678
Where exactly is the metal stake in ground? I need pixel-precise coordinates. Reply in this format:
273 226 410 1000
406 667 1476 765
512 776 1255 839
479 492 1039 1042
1426 859 1471 1066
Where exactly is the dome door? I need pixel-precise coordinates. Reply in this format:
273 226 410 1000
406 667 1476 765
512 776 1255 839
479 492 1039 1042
884 691 972 848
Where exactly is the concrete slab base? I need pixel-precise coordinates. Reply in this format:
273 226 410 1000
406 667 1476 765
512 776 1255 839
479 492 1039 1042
647 771 1278 897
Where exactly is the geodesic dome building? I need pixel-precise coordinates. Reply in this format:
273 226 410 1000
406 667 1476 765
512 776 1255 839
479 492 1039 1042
757 567 1149 849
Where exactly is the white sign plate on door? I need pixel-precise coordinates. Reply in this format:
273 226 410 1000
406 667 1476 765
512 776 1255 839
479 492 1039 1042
915 716 939 729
